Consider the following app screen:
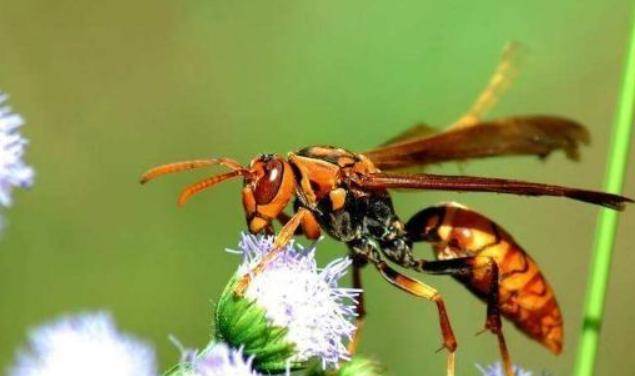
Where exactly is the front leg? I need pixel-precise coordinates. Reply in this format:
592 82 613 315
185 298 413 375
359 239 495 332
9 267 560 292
276 210 321 239
234 208 312 295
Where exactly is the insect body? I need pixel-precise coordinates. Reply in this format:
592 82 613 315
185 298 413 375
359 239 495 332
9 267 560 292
141 143 629 376
140 46 633 376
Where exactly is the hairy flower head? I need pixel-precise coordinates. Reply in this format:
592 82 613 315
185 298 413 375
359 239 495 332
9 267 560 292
0 92 33 209
170 342 259 376
9 312 157 376
216 234 359 373
476 362 533 376
305 355 386 376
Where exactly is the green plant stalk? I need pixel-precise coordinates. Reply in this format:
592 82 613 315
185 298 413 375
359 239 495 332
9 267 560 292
573 11 635 376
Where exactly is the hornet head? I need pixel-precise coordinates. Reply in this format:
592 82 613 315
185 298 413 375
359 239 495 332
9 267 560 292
140 153 295 233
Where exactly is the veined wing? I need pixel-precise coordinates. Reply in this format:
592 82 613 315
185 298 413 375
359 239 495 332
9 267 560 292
364 116 590 170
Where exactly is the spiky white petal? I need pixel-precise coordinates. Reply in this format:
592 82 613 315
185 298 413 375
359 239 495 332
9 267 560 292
476 362 533 376
0 92 33 208
9 312 157 376
234 234 360 370
181 342 259 376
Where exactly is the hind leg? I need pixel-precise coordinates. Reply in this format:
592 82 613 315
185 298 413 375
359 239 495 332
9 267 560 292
383 247 515 376
373 258 457 376
475 257 514 376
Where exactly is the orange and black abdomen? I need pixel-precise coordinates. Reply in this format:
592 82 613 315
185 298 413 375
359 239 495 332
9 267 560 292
410 203 563 354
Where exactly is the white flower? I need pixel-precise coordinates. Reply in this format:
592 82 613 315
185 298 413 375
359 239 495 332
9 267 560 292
476 362 533 376
0 92 33 208
235 234 359 370
9 312 157 376
179 342 259 376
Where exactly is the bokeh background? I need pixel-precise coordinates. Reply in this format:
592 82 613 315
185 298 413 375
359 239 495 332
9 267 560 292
1 1 634 374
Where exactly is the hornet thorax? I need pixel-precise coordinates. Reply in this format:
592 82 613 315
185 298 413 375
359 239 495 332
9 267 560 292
288 146 412 254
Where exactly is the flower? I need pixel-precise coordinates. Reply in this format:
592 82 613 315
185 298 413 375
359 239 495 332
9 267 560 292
305 356 386 376
169 342 259 376
9 311 157 376
0 92 33 208
476 362 532 376
215 234 360 373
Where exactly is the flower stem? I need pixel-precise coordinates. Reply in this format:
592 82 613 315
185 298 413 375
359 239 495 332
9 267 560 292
573 9 635 376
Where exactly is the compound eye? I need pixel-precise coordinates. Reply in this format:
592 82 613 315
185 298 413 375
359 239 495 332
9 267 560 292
254 159 284 204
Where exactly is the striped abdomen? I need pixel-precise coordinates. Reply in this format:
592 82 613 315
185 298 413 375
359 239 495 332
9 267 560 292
410 203 563 354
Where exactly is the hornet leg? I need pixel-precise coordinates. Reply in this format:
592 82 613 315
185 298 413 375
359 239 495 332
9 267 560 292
234 208 311 295
276 210 321 239
477 257 513 376
386 253 514 376
350 239 457 376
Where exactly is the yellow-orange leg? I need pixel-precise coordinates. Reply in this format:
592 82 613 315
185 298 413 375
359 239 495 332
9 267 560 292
234 208 312 296
405 254 514 376
347 257 367 355
496 333 513 376
373 260 457 376
277 210 366 356
276 211 322 240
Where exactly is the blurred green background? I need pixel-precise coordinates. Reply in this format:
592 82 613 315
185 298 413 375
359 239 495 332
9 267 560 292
1 1 634 374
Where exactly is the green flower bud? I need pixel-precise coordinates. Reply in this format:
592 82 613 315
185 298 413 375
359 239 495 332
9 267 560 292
215 277 299 373
214 235 360 374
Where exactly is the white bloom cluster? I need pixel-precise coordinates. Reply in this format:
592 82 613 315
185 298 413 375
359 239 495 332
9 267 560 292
476 362 533 376
181 343 259 376
0 92 33 209
9 312 157 376
235 234 360 370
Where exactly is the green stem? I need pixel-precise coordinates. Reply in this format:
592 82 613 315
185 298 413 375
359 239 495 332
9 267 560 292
573 11 635 376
